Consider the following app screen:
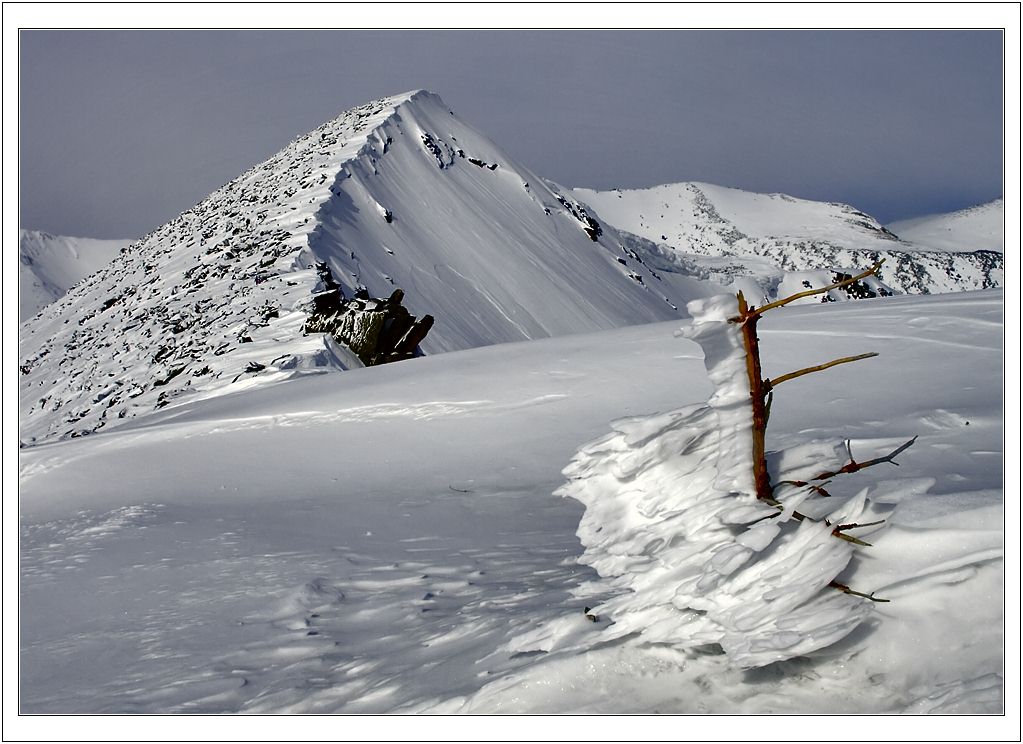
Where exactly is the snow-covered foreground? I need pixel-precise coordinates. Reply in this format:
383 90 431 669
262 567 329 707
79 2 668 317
17 291 1009 720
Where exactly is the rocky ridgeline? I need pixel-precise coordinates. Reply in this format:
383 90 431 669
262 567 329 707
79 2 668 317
679 187 1002 295
749 242 1002 296
20 89 685 446
18 94 419 445
577 182 1003 300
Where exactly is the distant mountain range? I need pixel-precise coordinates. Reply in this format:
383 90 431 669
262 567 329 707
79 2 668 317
19 230 131 321
888 199 1003 253
18 90 1003 445
572 183 1002 306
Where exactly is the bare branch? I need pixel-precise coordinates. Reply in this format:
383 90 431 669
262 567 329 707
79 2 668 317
830 581 890 603
832 533 873 547
774 479 834 497
729 260 886 321
829 520 886 546
766 352 878 391
809 437 918 481
750 499 879 546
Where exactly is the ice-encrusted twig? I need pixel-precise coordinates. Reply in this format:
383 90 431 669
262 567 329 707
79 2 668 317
829 581 890 603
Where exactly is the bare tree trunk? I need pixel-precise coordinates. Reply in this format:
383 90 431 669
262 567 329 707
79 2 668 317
724 260 910 602
735 292 774 503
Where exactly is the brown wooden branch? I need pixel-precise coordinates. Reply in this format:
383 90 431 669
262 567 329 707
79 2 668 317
766 352 878 392
729 259 886 321
775 479 834 497
830 519 886 546
832 520 885 533
829 581 889 603
750 497 877 546
809 437 918 481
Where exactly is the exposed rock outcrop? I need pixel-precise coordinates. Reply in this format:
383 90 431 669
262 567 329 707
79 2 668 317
305 266 434 366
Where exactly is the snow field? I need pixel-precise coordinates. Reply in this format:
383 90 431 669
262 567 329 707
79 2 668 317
17 290 1005 718
889 199 1004 253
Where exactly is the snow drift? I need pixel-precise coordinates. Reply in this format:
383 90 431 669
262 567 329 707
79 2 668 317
557 294 886 667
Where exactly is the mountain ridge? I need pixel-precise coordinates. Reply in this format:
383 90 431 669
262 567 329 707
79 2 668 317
572 182 1003 305
18 90 1004 446
888 198 1003 253
18 90 711 445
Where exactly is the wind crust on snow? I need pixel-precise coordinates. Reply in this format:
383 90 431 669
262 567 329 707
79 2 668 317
18 90 711 446
557 295 881 668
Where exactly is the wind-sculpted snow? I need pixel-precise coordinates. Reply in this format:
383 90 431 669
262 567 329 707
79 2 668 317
558 295 880 667
19 90 712 445
574 183 1003 305
18 292 1004 716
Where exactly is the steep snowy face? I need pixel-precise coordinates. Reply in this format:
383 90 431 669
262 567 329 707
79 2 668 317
573 183 1003 304
19 230 131 321
302 91 713 352
888 199 1004 253
19 90 710 445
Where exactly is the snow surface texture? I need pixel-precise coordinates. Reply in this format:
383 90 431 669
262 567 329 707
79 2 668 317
573 183 1003 306
889 198 1004 254
19 291 1003 713
18 90 713 446
558 294 879 668
18 230 130 321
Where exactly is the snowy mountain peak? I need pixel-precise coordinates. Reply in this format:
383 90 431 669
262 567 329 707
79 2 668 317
19 229 131 321
19 91 710 445
888 198 1003 253
573 182 1003 302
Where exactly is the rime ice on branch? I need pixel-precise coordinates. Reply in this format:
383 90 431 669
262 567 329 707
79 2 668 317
559 262 914 668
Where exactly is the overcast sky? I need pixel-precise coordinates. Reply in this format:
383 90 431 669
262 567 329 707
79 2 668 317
19 29 1004 239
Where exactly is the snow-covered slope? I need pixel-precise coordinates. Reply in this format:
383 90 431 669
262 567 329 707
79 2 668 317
573 183 1003 304
18 90 714 446
18 290 1005 717
18 230 131 321
889 199 1004 253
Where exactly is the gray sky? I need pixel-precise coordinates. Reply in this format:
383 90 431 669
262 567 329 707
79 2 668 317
19 29 1004 239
